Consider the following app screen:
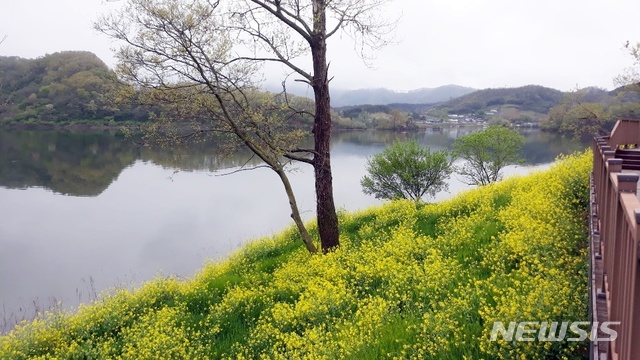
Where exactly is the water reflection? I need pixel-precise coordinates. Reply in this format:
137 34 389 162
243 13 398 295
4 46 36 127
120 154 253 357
0 128 586 333
0 131 136 196
0 128 584 197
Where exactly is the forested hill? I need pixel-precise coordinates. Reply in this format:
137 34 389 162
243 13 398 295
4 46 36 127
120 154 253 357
433 85 564 115
5 53 608 132
0 52 363 129
0 51 137 125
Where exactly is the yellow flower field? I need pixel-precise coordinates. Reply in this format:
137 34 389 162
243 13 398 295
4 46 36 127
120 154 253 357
0 151 592 359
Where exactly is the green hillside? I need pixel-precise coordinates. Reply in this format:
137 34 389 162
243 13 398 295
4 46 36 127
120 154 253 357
1 151 592 359
0 52 170 126
542 86 640 136
0 52 365 130
433 85 564 115
0 52 129 125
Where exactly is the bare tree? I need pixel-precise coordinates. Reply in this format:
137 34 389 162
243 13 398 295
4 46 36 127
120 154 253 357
96 0 318 253
96 0 394 253
228 0 394 252
615 40 640 90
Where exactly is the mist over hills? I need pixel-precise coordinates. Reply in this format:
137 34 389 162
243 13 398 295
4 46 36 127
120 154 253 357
330 85 477 106
267 82 477 107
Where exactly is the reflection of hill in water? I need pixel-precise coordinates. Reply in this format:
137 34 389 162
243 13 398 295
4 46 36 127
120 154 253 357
330 127 474 155
0 129 587 197
0 131 267 197
140 145 263 173
519 130 587 164
0 131 137 196
331 128 586 164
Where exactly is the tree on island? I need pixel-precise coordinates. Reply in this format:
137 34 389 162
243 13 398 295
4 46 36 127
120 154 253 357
361 140 453 202
453 125 524 186
96 0 394 253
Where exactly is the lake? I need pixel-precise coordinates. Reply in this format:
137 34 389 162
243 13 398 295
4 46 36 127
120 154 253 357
0 127 585 332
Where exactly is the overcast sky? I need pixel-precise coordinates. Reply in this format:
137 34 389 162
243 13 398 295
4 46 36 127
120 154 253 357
1 0 639 92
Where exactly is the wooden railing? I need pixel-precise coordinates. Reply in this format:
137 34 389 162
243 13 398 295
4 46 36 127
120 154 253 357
591 119 640 360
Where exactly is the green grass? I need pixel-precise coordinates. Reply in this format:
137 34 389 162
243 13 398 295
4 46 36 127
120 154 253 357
0 151 593 359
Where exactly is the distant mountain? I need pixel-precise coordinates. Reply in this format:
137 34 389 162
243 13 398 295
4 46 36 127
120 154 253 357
334 85 570 127
330 85 477 107
433 85 564 115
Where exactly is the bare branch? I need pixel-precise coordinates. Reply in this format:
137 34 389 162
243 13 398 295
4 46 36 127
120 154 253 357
290 147 316 153
279 78 315 118
247 0 312 42
283 153 314 165
215 164 272 176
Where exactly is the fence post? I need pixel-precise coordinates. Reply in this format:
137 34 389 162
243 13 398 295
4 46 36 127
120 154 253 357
603 158 622 274
590 120 640 360
611 174 639 357
624 209 640 359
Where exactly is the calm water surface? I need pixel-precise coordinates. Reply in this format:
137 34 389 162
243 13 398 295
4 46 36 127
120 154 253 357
0 128 585 332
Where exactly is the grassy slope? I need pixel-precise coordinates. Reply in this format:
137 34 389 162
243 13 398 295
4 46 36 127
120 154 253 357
0 151 592 359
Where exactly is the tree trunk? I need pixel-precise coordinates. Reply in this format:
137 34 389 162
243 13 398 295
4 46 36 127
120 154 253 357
312 81 340 252
276 169 317 254
311 0 340 252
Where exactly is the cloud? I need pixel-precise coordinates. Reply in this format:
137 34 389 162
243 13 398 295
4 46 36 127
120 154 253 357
1 0 638 91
